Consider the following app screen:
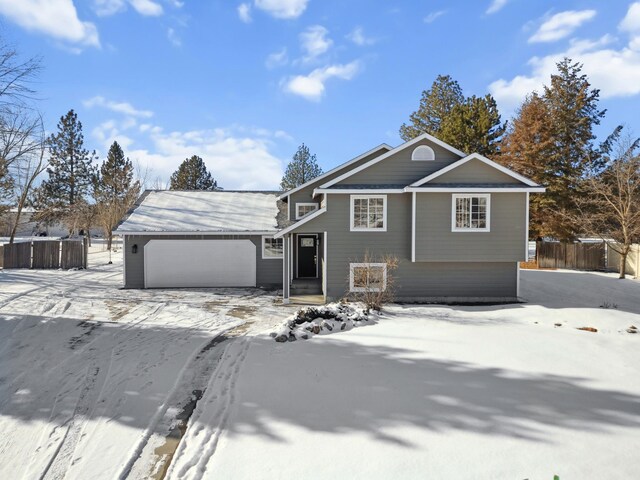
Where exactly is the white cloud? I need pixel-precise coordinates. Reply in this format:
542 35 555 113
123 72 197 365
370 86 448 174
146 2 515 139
84 96 154 118
167 27 181 46
0 0 100 48
300 25 332 62
93 0 164 17
266 47 288 68
347 26 376 46
486 0 509 15
129 0 163 16
620 1 640 47
238 3 252 23
490 19 640 113
284 61 361 101
529 10 597 43
424 10 446 24
91 119 286 189
254 0 308 19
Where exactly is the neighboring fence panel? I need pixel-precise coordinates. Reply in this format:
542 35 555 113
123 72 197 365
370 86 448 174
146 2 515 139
61 240 86 269
2 242 32 269
536 241 605 270
606 244 639 278
32 240 61 269
0 245 3 269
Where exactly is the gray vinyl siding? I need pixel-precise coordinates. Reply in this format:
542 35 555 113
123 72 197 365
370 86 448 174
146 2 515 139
288 193 517 299
415 192 527 262
335 139 462 186
287 146 390 220
431 158 522 184
123 234 282 288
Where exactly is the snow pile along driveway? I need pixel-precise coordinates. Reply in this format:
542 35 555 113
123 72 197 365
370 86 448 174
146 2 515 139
271 302 375 342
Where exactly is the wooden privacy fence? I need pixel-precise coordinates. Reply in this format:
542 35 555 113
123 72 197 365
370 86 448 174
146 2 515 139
536 241 605 270
1 238 88 270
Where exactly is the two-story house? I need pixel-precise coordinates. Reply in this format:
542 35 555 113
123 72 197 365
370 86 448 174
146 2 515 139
115 133 544 303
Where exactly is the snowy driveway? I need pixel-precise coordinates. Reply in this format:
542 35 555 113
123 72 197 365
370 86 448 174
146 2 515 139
0 249 287 479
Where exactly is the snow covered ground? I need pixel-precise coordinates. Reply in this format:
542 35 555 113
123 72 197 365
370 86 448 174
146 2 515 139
1 254 639 479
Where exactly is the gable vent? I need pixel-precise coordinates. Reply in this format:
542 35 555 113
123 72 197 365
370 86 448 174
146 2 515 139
412 145 435 161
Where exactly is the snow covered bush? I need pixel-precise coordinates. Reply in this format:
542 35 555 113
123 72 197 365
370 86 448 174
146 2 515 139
271 302 376 342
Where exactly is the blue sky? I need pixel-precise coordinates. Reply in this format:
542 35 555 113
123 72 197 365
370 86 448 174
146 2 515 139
0 0 638 189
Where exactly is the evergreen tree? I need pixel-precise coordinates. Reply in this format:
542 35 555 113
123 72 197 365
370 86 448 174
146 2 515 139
35 109 97 231
169 155 218 190
93 141 140 250
400 75 464 141
439 94 506 157
280 143 322 190
500 58 606 240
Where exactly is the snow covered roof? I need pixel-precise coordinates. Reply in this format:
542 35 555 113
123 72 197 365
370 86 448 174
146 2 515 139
115 190 281 234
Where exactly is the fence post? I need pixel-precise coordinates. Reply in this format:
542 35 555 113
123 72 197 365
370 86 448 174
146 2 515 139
83 236 89 269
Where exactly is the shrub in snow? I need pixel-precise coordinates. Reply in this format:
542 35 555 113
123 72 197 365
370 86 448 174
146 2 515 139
271 302 376 342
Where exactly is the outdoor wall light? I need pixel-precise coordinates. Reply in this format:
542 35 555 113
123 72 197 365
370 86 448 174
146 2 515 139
132 244 138 254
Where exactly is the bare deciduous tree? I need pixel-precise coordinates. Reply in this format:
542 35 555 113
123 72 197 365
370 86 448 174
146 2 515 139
569 132 640 278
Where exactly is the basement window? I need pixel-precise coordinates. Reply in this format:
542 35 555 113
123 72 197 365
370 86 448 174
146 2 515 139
349 263 387 292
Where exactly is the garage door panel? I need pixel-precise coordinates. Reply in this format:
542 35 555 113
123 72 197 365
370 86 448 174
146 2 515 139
144 239 256 288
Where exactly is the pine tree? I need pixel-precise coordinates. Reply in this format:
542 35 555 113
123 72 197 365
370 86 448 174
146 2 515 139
280 143 322 190
169 155 218 190
500 58 605 240
35 109 97 232
93 141 140 250
439 94 506 157
400 75 464 141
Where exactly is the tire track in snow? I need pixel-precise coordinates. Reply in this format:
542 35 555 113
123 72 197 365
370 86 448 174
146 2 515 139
166 338 251 480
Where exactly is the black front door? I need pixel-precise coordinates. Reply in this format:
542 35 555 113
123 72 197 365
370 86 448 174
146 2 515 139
297 235 317 278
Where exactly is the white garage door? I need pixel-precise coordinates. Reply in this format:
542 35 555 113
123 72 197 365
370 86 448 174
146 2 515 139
144 239 256 288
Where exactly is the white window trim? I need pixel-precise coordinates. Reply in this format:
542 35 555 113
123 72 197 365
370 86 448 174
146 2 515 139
262 235 284 259
350 195 387 232
349 263 387 292
451 194 491 232
295 202 318 220
411 145 435 161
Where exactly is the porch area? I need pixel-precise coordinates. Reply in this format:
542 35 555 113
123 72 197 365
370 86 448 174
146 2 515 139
282 232 326 305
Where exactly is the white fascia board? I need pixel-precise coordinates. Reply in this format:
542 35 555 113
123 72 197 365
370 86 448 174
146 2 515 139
277 144 393 200
273 207 327 238
114 230 278 236
404 187 546 193
319 133 467 189
410 153 540 187
313 188 405 196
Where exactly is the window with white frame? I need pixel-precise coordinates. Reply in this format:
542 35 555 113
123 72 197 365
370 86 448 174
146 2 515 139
411 145 435 161
350 195 387 231
349 263 387 292
296 203 318 219
452 194 490 232
262 236 283 259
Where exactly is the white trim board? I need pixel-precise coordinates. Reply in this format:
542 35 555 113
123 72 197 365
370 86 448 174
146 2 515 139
273 207 327 238
410 153 540 187
405 187 546 193
319 133 467 189
277 143 392 200
314 188 404 196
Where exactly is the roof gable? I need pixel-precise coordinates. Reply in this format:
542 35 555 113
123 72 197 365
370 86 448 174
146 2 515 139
278 143 392 200
319 133 466 189
410 153 539 187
